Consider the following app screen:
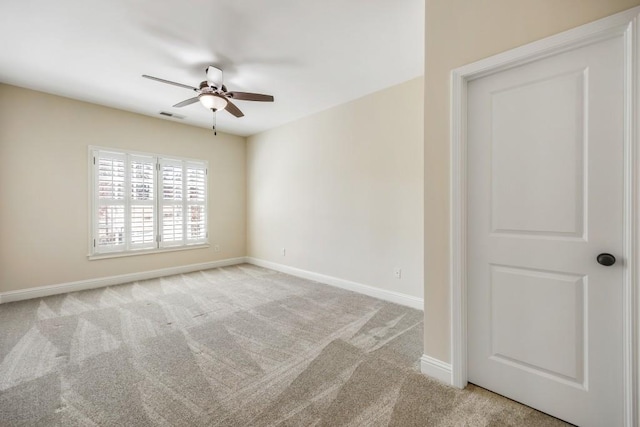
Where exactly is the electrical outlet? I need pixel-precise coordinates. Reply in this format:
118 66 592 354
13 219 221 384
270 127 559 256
281 248 286 256
214 245 220 252
394 268 402 279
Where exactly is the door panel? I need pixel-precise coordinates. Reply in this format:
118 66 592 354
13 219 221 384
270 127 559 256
490 265 586 386
491 69 586 238
467 33 624 427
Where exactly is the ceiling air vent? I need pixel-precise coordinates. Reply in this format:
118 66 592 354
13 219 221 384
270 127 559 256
159 111 184 119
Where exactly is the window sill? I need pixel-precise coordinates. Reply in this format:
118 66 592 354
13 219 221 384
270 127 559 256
88 243 210 260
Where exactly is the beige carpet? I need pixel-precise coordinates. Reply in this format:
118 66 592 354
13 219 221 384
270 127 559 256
0 264 569 426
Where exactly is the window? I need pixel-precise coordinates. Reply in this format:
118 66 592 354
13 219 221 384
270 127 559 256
90 147 208 257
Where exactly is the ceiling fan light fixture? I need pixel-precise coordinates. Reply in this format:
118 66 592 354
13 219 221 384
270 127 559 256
199 93 228 111
143 67 272 120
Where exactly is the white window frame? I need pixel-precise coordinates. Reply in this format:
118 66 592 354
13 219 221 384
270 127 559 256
88 146 209 259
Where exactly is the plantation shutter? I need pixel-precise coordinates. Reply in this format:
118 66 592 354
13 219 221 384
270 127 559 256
91 148 208 256
94 150 126 253
129 154 156 250
185 162 207 244
159 158 185 247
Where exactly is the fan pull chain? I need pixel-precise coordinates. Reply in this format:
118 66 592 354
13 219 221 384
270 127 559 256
212 110 217 135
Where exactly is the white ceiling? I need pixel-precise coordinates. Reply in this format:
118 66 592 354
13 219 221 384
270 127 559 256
0 0 424 137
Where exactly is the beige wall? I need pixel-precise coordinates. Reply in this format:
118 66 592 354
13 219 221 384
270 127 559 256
424 0 640 362
247 77 424 299
0 84 246 292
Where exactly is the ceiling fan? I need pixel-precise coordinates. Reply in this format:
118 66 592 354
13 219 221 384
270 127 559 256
142 66 274 133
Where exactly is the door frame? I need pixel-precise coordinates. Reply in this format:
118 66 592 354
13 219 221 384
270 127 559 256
449 6 640 426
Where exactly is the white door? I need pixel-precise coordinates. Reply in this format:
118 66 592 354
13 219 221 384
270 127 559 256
467 32 624 426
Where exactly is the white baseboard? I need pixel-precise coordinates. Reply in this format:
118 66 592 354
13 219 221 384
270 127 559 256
246 257 423 310
420 354 453 385
1 256 424 312
0 257 248 304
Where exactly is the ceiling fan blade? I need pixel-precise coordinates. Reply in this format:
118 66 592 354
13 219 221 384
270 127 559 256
227 91 274 102
206 66 223 88
172 97 200 108
142 75 198 91
224 99 244 117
